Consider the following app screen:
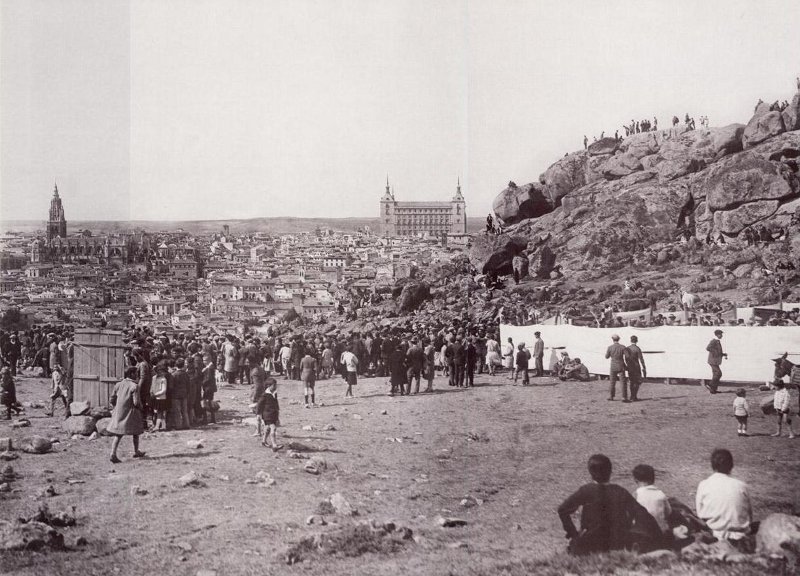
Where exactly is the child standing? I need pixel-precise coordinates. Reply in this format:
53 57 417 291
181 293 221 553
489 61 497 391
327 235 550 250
150 361 170 431
256 380 283 451
632 464 673 547
45 364 72 418
772 381 795 438
732 388 750 436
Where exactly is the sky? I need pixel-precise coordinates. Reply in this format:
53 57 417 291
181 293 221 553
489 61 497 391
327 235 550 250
1 0 799 222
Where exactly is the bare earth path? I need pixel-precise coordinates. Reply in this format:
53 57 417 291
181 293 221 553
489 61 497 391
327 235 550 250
0 371 797 576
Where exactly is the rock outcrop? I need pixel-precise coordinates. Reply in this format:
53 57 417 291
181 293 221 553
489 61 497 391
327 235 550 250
489 86 800 246
479 236 528 275
743 110 786 148
492 182 551 225
396 282 431 313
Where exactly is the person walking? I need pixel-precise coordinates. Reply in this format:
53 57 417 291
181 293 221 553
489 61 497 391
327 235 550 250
705 329 727 394
626 335 647 401
340 344 359 398
107 366 146 464
533 331 545 377
606 334 630 402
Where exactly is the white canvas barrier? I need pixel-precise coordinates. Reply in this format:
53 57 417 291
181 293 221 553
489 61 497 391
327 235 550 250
501 324 800 382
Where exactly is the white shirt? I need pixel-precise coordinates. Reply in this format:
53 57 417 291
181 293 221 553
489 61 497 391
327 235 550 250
635 485 672 532
340 351 358 373
732 397 749 417
696 473 751 540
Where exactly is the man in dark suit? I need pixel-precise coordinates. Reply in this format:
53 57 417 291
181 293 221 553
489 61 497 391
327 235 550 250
606 334 630 402
626 335 647 401
705 329 727 394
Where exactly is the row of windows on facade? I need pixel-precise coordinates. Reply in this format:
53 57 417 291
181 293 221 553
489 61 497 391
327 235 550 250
395 218 452 225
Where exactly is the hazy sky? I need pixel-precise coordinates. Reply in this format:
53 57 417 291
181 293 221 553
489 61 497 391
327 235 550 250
2 0 799 222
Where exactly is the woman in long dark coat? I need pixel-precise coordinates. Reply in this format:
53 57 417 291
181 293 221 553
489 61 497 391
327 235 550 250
107 366 146 463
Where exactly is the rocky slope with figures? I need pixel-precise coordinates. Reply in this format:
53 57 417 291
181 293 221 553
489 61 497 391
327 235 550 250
468 88 800 317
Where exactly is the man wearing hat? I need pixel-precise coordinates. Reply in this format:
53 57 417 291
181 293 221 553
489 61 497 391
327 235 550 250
605 334 630 402
705 329 727 394
626 335 646 401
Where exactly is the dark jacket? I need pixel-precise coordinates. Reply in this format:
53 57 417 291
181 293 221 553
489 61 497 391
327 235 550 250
256 391 279 424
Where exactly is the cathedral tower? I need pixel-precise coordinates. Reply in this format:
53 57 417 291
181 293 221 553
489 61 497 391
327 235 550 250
47 183 67 241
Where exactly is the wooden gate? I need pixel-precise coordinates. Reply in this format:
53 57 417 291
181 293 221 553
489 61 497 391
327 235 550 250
72 328 126 408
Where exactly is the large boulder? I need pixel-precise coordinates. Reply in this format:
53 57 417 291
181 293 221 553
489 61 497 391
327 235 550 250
743 111 786 148
618 131 663 160
396 282 431 313
756 513 800 565
62 416 96 436
601 153 643 180
782 93 800 131
705 152 797 211
713 199 780 235
491 182 551 225
540 152 590 208
587 137 619 156
708 123 745 159
481 236 528 276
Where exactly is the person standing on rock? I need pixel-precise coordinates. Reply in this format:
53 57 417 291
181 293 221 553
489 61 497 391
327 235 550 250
583 135 588 149
626 335 646 401
107 366 146 464
533 331 545 377
606 334 630 402
705 329 727 394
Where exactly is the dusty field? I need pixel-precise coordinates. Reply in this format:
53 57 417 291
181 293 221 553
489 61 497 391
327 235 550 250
0 370 797 576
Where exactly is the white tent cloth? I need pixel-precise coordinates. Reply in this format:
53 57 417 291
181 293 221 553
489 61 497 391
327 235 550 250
501 324 800 382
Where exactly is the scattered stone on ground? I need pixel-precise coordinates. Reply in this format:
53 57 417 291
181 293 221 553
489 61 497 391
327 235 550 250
178 471 205 488
329 493 356 516
11 419 31 429
68 401 91 416
130 485 148 496
0 520 65 551
62 416 96 437
436 516 468 528
756 512 800 565
186 440 204 450
18 436 52 455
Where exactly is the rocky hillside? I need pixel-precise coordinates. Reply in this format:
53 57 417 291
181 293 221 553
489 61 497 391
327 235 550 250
473 88 800 313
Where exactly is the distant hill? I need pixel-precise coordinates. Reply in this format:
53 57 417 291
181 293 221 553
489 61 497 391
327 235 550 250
1 216 486 236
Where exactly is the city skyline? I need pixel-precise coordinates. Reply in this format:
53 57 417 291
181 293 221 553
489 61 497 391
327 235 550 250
2 1 800 222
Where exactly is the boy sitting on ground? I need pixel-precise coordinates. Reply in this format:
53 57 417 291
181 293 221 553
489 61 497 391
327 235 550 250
558 454 662 555
633 464 672 547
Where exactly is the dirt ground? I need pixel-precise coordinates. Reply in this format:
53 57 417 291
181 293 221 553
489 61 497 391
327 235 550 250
0 370 797 576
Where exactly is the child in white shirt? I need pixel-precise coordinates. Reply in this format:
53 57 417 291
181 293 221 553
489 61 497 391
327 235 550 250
732 388 749 436
772 381 795 439
633 464 672 542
